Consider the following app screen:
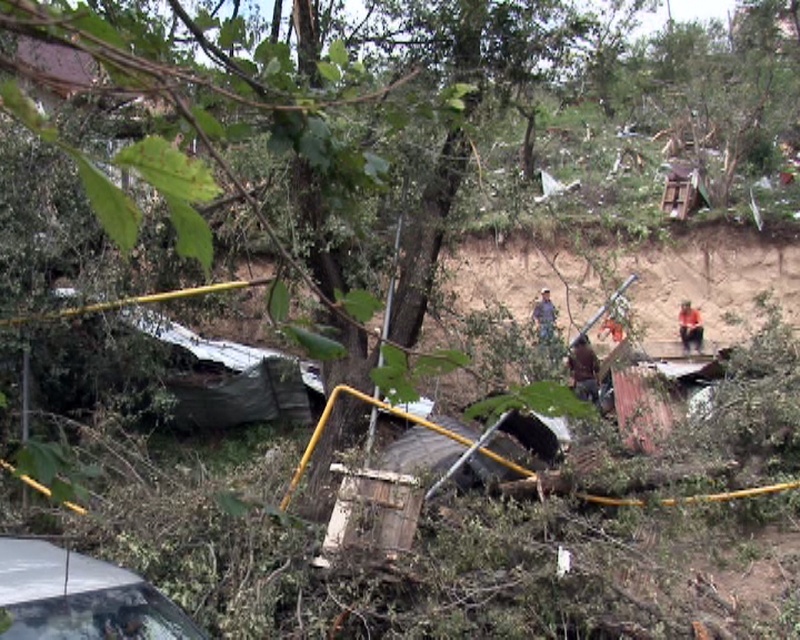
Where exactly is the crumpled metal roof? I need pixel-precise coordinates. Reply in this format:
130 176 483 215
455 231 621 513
125 308 325 394
654 359 724 381
612 365 674 455
123 308 435 419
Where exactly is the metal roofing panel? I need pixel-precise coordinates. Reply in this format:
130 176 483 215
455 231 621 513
125 308 435 419
654 360 724 381
612 366 674 455
124 308 325 394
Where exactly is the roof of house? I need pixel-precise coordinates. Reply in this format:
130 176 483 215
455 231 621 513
15 38 98 98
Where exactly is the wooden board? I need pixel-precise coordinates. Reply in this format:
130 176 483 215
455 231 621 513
321 465 425 557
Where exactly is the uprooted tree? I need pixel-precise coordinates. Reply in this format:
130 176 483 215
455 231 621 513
0 0 602 511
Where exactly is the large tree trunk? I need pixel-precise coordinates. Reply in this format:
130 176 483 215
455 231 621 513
294 0 485 519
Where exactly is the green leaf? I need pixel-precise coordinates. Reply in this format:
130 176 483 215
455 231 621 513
166 196 213 273
335 288 384 322
219 16 248 49
15 441 66 486
0 608 13 634
416 349 471 377
0 391 6 409
380 344 408 370
363 152 390 181
369 366 419 404
50 478 77 505
214 491 253 517
446 97 466 111
267 279 290 323
317 61 342 83
75 155 141 252
466 382 597 422
385 107 410 131
517 381 597 419
71 6 127 49
464 393 519 421
298 130 330 170
191 106 225 140
254 40 292 71
307 116 331 139
264 57 282 77
193 9 220 31
0 80 58 142
226 122 253 142
284 326 347 361
267 127 295 156
328 39 349 66
114 136 222 203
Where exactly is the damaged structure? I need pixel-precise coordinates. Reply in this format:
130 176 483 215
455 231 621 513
660 165 712 220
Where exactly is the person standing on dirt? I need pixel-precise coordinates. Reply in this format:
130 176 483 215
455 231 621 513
679 300 704 354
567 334 600 403
532 287 557 342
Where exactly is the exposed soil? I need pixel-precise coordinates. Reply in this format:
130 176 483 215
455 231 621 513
441 223 800 349
214 221 800 353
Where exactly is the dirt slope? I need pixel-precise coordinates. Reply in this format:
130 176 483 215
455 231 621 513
440 224 800 349
219 222 798 354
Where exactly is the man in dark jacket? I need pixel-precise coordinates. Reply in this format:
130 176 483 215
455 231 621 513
567 334 600 403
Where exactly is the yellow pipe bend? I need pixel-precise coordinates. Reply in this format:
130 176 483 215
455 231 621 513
279 385 800 513
0 458 88 515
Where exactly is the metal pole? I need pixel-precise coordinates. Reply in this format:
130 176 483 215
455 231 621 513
0 277 274 328
365 200 406 461
22 346 30 444
425 412 509 501
569 274 639 348
21 345 30 510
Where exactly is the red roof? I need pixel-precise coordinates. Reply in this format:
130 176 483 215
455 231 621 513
612 366 674 455
16 38 98 98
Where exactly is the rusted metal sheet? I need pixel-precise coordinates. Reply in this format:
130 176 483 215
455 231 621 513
612 366 674 455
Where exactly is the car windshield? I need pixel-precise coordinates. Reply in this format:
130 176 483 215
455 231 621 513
0 583 206 639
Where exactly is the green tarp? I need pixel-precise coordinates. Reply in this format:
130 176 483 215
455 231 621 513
167 357 312 431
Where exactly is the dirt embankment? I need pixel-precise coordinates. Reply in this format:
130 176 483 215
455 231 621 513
440 224 800 349
215 222 799 357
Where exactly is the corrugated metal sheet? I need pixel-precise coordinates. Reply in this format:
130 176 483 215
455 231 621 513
124 308 435 419
654 360 724 381
612 366 674 455
126 308 325 393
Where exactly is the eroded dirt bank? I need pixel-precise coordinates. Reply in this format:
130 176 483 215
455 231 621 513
218 223 799 354
440 224 800 348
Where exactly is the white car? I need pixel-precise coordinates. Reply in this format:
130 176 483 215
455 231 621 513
0 537 207 639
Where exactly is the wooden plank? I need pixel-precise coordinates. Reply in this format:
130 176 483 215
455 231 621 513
330 462 420 486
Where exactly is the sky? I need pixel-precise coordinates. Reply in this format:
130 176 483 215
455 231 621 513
635 0 739 36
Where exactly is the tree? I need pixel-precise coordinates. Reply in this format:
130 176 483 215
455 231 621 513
0 0 595 515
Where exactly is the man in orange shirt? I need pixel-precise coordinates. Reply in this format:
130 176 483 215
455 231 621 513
679 300 704 354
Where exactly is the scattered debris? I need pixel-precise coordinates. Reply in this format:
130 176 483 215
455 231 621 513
660 166 711 220
557 546 571 577
749 188 764 231
535 170 581 203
